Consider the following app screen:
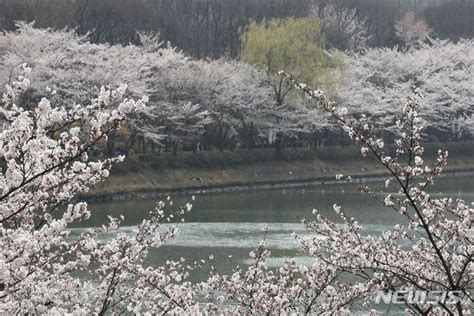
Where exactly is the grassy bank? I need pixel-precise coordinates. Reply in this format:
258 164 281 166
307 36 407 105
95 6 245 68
85 141 474 199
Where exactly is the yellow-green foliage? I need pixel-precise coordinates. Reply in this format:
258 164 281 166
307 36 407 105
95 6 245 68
240 17 345 97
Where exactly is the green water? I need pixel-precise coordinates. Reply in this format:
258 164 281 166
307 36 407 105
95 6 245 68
71 175 474 285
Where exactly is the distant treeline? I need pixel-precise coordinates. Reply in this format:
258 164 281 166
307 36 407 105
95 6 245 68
0 0 472 58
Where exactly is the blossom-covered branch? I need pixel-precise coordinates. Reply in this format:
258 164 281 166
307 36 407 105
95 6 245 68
280 70 473 314
0 69 201 314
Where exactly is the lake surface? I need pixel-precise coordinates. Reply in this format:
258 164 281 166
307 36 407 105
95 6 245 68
72 175 474 285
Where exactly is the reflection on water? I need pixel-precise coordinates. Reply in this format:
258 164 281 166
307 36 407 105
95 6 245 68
75 175 473 281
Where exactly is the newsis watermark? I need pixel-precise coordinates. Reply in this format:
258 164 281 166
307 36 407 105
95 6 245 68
373 290 463 305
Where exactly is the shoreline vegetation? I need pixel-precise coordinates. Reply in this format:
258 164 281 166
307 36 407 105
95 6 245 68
83 141 474 201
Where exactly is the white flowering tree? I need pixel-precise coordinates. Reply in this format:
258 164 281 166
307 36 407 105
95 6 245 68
140 56 279 151
395 12 432 47
0 22 148 106
1 23 288 153
146 101 212 154
0 22 153 156
277 71 473 314
338 39 474 141
202 59 279 150
201 241 372 314
0 68 203 314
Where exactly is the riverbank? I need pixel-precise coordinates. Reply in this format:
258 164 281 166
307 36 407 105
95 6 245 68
83 142 474 201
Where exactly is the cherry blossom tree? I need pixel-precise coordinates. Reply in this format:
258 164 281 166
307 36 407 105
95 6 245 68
150 101 211 154
278 71 473 314
0 23 287 153
0 21 148 106
201 241 371 314
395 12 432 47
139 55 279 151
338 39 474 141
0 67 202 314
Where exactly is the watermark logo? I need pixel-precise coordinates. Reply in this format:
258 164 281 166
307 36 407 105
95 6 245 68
373 290 463 305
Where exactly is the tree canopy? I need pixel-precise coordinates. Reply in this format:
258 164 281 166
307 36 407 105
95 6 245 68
338 39 474 141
